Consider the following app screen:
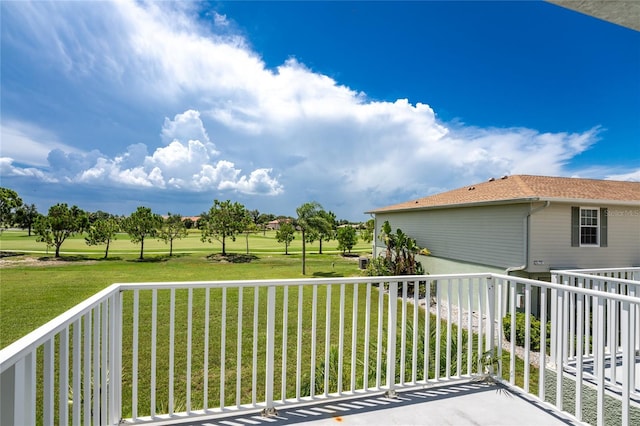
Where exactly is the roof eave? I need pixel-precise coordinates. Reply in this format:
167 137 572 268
365 197 640 214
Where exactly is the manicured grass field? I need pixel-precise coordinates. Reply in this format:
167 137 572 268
0 230 537 422
0 229 371 348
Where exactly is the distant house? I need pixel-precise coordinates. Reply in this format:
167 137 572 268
366 175 640 281
266 218 292 231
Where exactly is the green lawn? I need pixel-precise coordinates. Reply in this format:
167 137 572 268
0 230 538 422
0 230 371 347
0 229 371 257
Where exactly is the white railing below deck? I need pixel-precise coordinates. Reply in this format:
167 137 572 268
551 268 640 415
1 272 639 426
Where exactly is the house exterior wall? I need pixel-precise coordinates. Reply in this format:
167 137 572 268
528 202 640 272
374 204 529 272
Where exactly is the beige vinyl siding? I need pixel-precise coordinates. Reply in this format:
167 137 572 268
529 203 640 271
375 204 529 270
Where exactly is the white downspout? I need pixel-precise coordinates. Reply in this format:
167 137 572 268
505 201 551 275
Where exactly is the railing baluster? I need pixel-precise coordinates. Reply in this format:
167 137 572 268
435 281 441 380
72 319 81 426
509 281 516 384
203 288 210 410
400 281 407 385
466 280 472 376
523 283 531 393
236 287 243 407
351 283 359 392
338 283 345 394
101 301 108 426
495 278 503 378
595 295 606 426
60 326 69 425
108 293 118 424
446 279 452 379
376 283 383 388
575 292 584 421
621 300 631 426
281 285 288 402
265 285 276 412
252 286 259 405
296 286 303 400
607 282 618 386
456 279 463 378
310 285 318 396
168 288 175 415
150 290 157 417
83 313 91 426
386 281 398 395
44 338 54 426
92 304 100 424
538 286 547 401
425 280 431 381
132 290 139 421
555 288 564 411
220 287 227 409
412 281 418 384
186 288 193 413
324 284 332 397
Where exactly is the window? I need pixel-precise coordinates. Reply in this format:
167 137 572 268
571 206 608 247
580 208 598 245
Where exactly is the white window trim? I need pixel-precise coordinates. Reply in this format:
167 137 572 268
579 206 600 247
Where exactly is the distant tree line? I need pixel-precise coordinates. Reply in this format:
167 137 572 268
0 187 374 273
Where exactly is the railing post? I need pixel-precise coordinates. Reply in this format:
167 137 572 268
485 276 495 354
0 352 36 426
385 281 398 398
262 285 277 416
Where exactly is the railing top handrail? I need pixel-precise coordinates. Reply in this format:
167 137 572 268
553 267 640 274
114 273 492 290
551 270 640 285
0 284 121 373
491 273 640 303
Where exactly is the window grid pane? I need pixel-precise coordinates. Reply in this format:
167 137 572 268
579 208 599 245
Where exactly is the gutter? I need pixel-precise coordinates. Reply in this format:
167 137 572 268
505 201 551 275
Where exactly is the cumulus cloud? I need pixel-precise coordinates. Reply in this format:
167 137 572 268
0 108 283 196
0 0 619 217
605 170 640 182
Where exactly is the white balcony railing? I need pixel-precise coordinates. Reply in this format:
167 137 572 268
1 272 639 426
551 268 640 413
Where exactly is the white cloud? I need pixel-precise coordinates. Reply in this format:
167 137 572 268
0 1 622 218
606 170 640 182
0 121 82 167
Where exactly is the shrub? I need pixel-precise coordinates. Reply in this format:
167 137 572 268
502 312 550 352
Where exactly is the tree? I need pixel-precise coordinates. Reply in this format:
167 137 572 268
159 213 188 256
276 222 296 255
34 203 88 257
368 220 424 276
200 200 248 256
336 226 357 254
317 210 336 254
15 203 39 236
0 187 23 231
85 217 120 259
296 201 331 275
243 221 260 254
183 217 195 229
122 206 163 260
360 219 375 245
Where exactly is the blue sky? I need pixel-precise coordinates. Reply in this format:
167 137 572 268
1 1 639 221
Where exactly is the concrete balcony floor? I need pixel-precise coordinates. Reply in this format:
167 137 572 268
154 380 580 426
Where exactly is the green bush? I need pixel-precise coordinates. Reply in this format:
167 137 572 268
503 312 550 352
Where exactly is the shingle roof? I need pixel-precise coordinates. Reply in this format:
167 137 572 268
368 175 640 213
